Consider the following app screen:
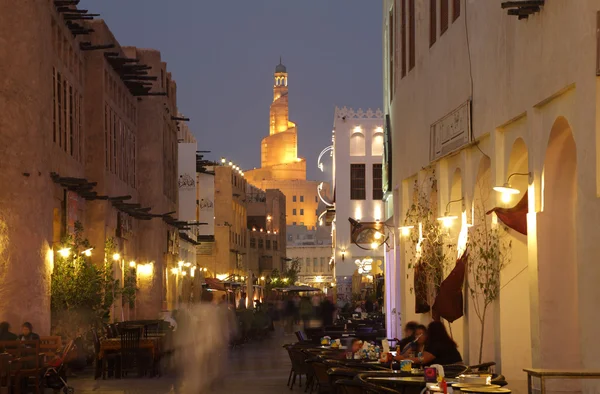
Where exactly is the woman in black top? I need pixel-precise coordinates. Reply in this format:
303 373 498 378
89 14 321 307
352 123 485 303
414 321 462 366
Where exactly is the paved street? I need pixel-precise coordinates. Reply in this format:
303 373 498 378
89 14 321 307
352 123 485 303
69 332 293 394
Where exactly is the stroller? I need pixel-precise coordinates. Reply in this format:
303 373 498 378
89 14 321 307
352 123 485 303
44 340 75 394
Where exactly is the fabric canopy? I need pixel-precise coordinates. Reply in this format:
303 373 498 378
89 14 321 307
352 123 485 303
205 278 226 291
486 191 528 235
432 250 468 323
274 285 321 293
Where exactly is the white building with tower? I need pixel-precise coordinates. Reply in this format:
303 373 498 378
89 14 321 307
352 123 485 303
330 107 385 304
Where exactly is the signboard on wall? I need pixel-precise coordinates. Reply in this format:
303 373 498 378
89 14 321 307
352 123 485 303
429 100 472 162
178 143 197 222
197 172 215 236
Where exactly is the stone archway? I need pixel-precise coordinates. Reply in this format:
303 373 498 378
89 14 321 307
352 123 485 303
536 116 580 369
499 138 532 380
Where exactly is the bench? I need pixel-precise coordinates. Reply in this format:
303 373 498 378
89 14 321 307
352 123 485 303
39 336 62 359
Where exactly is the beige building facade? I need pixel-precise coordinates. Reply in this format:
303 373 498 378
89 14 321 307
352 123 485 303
383 0 600 392
195 163 287 284
0 2 183 333
245 61 322 229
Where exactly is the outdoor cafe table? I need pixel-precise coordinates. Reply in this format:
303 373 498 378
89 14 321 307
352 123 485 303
523 368 600 394
365 375 459 394
98 336 163 360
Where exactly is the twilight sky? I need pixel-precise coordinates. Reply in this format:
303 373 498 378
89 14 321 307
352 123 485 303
80 0 383 181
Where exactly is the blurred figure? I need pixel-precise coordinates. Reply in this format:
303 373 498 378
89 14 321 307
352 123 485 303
397 321 419 351
299 297 312 329
18 322 40 340
320 296 336 327
285 296 296 334
175 291 235 394
0 322 17 341
365 298 374 313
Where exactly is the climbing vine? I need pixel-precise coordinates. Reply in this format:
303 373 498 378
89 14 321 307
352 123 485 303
402 175 456 312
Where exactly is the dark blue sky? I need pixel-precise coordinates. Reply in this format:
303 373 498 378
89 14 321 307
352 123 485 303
80 0 383 180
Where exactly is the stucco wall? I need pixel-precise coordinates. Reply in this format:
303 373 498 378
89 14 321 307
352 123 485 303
383 0 600 391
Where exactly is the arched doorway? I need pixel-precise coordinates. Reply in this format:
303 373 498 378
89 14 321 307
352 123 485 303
537 117 580 369
499 138 532 379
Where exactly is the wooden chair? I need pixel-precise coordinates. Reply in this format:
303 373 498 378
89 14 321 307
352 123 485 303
10 340 43 394
120 326 142 377
92 329 120 380
0 353 12 394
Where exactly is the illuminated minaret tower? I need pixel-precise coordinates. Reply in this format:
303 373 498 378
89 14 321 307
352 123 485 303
245 60 325 229
258 59 305 179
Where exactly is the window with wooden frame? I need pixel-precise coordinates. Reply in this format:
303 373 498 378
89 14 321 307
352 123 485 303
441 0 449 34
388 7 395 99
350 164 366 200
453 0 460 22
409 0 415 70
373 164 383 200
430 0 437 47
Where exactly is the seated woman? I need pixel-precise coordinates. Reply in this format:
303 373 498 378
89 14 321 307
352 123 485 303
398 324 426 358
395 321 462 366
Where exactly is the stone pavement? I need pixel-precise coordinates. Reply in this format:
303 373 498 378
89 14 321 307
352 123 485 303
68 332 294 394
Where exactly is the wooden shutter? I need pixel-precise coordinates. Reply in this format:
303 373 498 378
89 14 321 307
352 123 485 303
409 0 415 70
401 0 407 77
453 0 461 22
430 0 437 47
441 0 449 34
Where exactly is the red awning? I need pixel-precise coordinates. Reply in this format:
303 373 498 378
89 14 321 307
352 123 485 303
432 250 467 323
487 191 528 235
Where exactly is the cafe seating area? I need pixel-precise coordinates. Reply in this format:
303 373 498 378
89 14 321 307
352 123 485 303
92 320 173 380
283 316 511 394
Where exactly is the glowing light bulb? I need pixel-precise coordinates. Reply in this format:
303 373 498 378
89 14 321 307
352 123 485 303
83 248 93 257
129 261 136 268
374 231 382 240
400 226 414 237
112 253 121 261
58 248 71 258
501 192 512 204
370 242 378 250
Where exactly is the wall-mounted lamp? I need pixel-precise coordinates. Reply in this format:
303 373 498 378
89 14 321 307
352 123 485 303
112 253 121 261
399 225 414 237
129 261 137 268
58 248 71 258
494 172 531 202
437 198 464 228
341 249 346 261
82 248 93 257
137 262 153 277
